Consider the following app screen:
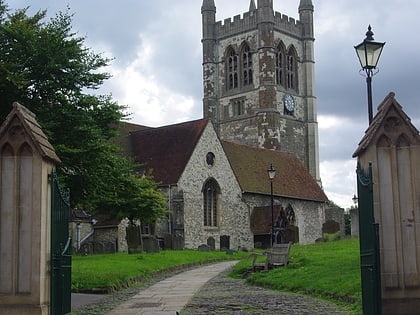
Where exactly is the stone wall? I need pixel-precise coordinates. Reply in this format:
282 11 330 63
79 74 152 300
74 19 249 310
179 123 253 250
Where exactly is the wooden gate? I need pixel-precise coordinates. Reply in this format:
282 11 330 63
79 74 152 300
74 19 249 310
50 171 72 315
356 162 382 314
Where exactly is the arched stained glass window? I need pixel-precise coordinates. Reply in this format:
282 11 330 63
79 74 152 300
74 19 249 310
203 178 220 227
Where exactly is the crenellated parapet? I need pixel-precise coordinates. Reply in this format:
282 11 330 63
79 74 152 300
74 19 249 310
214 10 304 39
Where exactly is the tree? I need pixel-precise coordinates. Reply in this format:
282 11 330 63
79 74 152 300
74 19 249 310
0 2 167 223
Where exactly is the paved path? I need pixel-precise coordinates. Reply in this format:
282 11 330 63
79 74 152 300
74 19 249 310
105 261 238 315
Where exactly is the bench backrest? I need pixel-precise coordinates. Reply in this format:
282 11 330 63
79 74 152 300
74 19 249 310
270 242 292 265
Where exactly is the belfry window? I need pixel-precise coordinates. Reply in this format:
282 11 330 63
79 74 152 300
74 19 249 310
286 47 298 91
226 48 238 90
242 44 253 86
275 44 285 86
203 178 220 227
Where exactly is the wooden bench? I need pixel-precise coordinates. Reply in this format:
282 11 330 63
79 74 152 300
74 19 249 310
251 242 292 271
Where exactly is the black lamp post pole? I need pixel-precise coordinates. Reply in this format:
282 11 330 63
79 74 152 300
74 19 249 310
270 179 274 247
366 70 373 124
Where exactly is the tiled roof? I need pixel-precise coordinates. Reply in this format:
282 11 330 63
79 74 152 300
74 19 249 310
93 214 120 227
130 119 209 184
112 121 150 156
222 141 328 202
353 92 420 157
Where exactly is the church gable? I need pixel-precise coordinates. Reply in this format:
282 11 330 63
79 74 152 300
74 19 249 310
178 121 252 250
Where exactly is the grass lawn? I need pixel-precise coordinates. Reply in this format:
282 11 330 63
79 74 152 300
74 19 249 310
230 237 362 314
72 250 246 292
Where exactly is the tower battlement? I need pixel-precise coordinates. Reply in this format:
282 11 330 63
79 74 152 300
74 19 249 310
215 10 303 39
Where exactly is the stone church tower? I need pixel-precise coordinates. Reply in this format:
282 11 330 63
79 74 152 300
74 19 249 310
201 0 320 182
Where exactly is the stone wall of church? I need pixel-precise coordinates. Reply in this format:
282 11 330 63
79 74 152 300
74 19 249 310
243 194 324 245
179 123 253 250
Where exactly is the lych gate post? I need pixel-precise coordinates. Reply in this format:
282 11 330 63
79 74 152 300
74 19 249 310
353 93 420 314
0 103 61 315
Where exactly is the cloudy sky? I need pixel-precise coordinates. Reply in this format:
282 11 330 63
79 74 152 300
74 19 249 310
9 0 420 209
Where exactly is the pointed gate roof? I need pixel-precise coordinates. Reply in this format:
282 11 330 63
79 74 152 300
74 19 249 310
0 102 60 163
353 92 420 157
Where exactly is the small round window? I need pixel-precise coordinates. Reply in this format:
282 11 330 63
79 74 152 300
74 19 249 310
206 152 215 166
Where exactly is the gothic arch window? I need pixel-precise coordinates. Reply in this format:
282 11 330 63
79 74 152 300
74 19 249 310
377 135 391 147
203 178 220 227
226 47 239 91
286 46 298 91
241 44 253 87
275 43 286 87
285 204 296 225
397 134 410 147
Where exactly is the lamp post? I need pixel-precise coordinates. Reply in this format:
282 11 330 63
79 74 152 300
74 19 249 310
354 26 384 315
354 25 385 125
267 164 276 247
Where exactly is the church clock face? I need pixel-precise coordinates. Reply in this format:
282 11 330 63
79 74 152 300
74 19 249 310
284 94 295 113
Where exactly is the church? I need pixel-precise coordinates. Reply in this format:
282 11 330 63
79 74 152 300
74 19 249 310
108 0 328 251
0 1 334 257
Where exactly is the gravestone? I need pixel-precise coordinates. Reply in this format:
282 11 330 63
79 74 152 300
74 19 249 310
198 244 210 252
142 235 160 253
322 220 340 234
207 237 215 250
126 224 142 253
220 235 230 250
0 103 61 315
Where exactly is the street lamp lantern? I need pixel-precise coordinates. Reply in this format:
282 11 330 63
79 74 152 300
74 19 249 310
267 164 276 247
355 25 385 70
354 25 385 124
267 163 276 180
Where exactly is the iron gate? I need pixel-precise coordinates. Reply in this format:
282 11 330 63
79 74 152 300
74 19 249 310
50 171 72 315
356 162 382 314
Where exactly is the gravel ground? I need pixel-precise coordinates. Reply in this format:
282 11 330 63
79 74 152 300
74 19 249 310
180 270 356 315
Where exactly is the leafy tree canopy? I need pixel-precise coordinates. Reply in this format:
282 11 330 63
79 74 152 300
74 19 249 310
0 1 167 223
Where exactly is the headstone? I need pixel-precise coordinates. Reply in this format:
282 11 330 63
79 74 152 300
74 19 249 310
322 220 340 235
126 224 142 253
207 237 215 250
198 244 210 252
220 235 230 250
142 235 160 253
